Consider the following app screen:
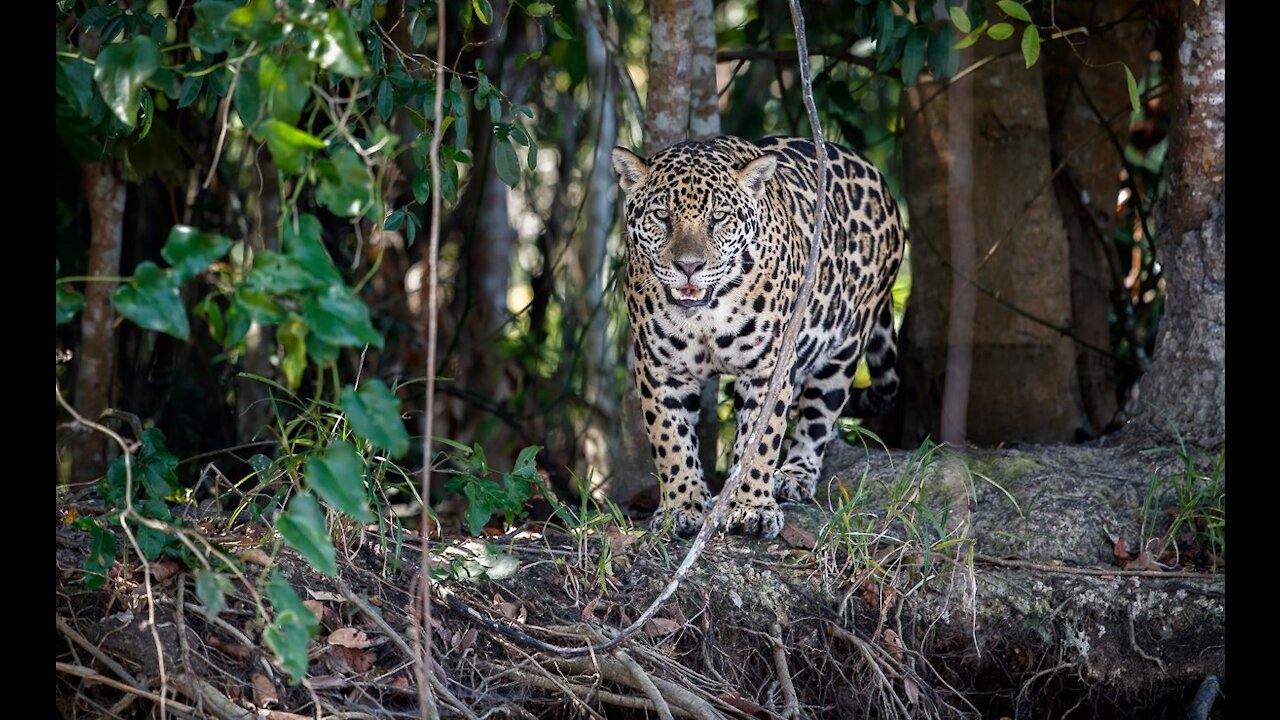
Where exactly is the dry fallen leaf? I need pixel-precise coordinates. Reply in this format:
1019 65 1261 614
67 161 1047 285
237 548 273 568
903 676 920 705
207 634 254 661
328 628 374 649
302 600 326 624
883 629 906 663
499 602 520 621
150 559 181 582
251 673 278 709
306 589 344 603
1124 550 1161 572
780 521 817 550
581 597 601 621
717 691 769 719
307 674 349 691
261 712 310 720
643 617 681 638
605 525 640 555
453 627 477 655
1113 537 1132 564
391 675 411 689
324 646 374 675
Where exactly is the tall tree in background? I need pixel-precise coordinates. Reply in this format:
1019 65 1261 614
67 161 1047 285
611 0 722 503
1134 0 1225 447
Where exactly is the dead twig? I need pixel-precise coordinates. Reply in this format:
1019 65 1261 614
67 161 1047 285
770 623 800 719
974 553 1219 579
333 578 477 720
56 661 197 715
56 615 143 688
481 661 697 718
1127 614 1166 673
612 648 674 720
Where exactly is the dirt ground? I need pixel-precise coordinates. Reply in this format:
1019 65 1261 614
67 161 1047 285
56 438 1224 719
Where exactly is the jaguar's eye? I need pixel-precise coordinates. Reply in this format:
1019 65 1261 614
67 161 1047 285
653 208 671 223
710 210 729 227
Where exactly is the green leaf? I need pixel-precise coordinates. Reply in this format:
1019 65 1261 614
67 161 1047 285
225 0 281 43
307 440 374 523
341 381 410 458
303 285 383 349
94 36 161 129
987 22 1014 40
472 0 493 24
279 316 308 390
997 0 1032 23
178 76 203 109
375 78 393 121
56 56 96 116
258 120 326 175
259 55 314 126
80 519 117 590
283 215 343 285
1124 65 1141 114
312 10 370 78
232 286 288 324
191 1 236 54
552 18 574 40
412 171 430 205
138 428 180 498
949 5 971 33
463 483 496 535
264 570 318 684
161 226 232 283
306 332 339 364
954 23 986 50
494 137 520 188
512 445 541 480
195 569 233 617
901 27 928 86
276 493 336 576
134 522 172 561
1021 25 1041 68
526 2 553 18
461 544 521 580
114 262 189 340
57 284 85 325
316 147 376 218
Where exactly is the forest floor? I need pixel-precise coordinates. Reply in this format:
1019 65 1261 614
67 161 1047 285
55 438 1225 719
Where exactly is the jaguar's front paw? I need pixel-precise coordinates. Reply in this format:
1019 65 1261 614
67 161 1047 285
725 502 785 538
650 501 708 535
773 467 817 503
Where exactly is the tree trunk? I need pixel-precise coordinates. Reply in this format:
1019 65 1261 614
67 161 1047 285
900 53 1084 446
940 46 975 445
610 0 705 504
1132 0 1225 448
70 162 125 483
236 156 279 442
1041 1 1155 438
576 1 621 497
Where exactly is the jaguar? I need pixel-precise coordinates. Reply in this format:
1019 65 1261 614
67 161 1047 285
612 135 905 538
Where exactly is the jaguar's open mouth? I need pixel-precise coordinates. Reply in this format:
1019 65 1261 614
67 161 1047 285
667 283 713 308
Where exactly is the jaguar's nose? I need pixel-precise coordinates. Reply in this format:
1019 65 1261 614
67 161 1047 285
676 259 706 277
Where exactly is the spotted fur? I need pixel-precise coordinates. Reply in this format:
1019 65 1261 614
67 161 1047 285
612 136 905 538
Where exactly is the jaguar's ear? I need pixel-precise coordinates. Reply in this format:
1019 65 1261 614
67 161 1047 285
737 154 778 199
611 147 650 192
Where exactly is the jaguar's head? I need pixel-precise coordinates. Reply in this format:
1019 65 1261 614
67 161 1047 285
612 141 777 310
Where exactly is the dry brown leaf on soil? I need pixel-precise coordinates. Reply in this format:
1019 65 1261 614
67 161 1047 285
451 627 477 655
1113 537 1132 564
206 634 254 661
717 690 769 718
328 628 375 649
643 617 681 638
391 675 411 689
1124 550 1162 572
251 673 278 709
306 589 344 603
261 711 311 720
499 602 520 621
307 674 349 690
883 628 906 663
780 521 817 550
237 548 273 568
324 645 375 674
150 559 181 582
581 597 601 620
904 676 920 705
605 525 641 554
